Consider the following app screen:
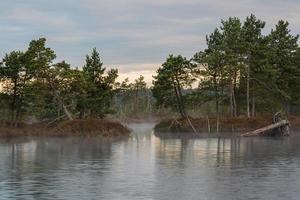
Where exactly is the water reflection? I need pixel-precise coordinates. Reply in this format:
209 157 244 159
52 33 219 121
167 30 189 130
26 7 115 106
0 138 117 199
0 123 299 200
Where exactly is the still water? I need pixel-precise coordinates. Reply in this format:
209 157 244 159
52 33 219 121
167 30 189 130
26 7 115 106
0 123 300 200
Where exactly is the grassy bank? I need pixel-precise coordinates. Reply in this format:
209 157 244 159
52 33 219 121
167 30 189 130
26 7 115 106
0 119 130 138
154 115 300 135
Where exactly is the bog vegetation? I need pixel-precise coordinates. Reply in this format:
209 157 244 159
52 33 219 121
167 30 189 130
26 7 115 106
1 14 300 128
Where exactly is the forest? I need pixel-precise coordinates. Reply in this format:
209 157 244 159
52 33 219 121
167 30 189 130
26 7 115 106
0 38 154 125
1 14 300 132
153 14 300 121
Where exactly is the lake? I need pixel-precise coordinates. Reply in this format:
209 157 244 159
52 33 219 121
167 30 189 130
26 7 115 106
0 123 300 200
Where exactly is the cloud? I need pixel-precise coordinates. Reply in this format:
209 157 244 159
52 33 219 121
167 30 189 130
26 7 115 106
1 0 300 80
107 63 162 85
117 70 158 85
48 35 87 44
76 0 200 9
107 63 161 73
134 34 205 48
6 5 76 30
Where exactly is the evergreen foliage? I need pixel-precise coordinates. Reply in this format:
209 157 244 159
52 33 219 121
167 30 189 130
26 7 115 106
1 15 300 123
153 15 300 118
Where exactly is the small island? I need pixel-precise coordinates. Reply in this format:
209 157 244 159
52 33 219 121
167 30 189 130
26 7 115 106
1 15 300 138
152 16 300 137
0 41 131 137
0 119 130 138
154 115 298 137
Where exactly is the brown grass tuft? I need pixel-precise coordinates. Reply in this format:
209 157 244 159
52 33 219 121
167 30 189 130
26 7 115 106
0 118 130 138
154 115 300 134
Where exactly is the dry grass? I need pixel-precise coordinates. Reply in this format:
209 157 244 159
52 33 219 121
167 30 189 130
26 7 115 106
154 115 299 134
0 119 130 138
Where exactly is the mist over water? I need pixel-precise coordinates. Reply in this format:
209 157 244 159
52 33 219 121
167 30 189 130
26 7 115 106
0 123 300 200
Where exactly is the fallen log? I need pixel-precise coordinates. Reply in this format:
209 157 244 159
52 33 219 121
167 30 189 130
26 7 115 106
241 119 290 137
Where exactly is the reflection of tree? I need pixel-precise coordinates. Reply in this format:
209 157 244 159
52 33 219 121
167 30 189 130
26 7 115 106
2 138 116 199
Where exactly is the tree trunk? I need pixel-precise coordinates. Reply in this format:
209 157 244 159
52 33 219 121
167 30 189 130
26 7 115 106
176 84 187 117
207 115 211 133
246 65 250 118
172 81 185 118
79 108 85 119
216 115 220 133
230 83 234 117
285 102 291 115
172 77 187 118
56 93 73 120
134 88 138 112
214 77 219 133
233 73 238 117
230 81 237 117
10 78 18 123
232 90 237 117
173 76 197 133
252 95 256 117
49 81 73 120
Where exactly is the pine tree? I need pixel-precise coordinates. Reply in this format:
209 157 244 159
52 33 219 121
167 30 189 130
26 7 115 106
220 17 243 117
194 28 225 124
81 48 118 118
0 51 25 123
241 14 266 117
267 20 299 113
152 55 196 118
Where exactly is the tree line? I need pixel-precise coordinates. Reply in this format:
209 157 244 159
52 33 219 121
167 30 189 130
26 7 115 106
1 14 299 125
0 38 154 124
113 75 154 118
0 39 151 124
153 14 300 119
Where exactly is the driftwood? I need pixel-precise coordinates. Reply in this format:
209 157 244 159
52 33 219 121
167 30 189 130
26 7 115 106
241 120 290 137
241 111 290 137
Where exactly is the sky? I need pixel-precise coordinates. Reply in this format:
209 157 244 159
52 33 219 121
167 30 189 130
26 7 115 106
1 0 300 84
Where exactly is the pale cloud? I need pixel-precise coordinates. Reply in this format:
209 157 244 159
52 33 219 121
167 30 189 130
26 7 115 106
48 35 87 44
1 0 300 82
109 63 161 85
107 63 160 73
134 35 205 48
118 70 157 85
158 16 214 27
0 26 24 32
6 5 76 29
77 0 200 9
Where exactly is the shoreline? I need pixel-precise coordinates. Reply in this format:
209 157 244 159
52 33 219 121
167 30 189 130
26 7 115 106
0 118 131 138
154 115 300 136
1 115 300 138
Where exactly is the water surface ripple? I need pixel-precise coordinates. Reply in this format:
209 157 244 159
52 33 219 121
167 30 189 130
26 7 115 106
0 123 299 200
